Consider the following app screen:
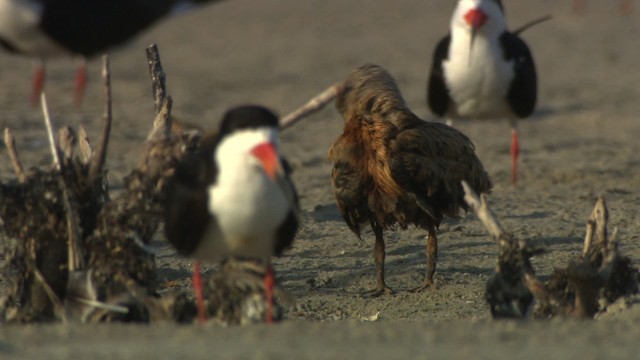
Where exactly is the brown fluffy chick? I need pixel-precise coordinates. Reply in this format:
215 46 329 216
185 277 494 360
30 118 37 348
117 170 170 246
328 64 492 295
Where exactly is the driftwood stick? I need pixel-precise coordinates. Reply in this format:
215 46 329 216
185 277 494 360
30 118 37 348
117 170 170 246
58 126 76 163
89 55 112 183
33 269 66 322
592 196 608 246
40 93 84 272
78 125 94 166
513 14 552 35
146 97 173 142
280 82 343 130
582 220 595 257
461 180 510 245
4 128 26 183
146 44 167 115
40 93 63 170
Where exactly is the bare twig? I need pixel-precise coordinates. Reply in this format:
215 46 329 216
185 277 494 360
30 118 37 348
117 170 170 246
40 93 63 170
513 14 553 35
146 44 167 115
281 82 343 130
89 55 112 183
146 97 174 142
40 93 84 272
78 125 94 166
33 269 66 322
461 180 511 245
58 126 76 163
4 128 26 183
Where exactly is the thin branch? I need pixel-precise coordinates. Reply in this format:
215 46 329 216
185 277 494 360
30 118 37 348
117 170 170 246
461 180 510 245
145 44 167 115
146 97 173 142
513 14 553 35
40 93 63 170
89 55 112 183
280 82 342 130
40 93 84 272
78 125 94 166
33 269 67 322
4 128 26 183
58 126 76 163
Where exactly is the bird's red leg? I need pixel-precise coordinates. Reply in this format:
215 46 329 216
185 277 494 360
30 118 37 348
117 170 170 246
192 261 207 323
410 227 438 292
264 263 275 324
621 0 633 15
74 59 87 107
30 61 45 107
511 128 519 185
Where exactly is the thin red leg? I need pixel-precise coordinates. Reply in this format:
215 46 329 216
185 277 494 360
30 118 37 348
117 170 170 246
31 63 45 107
621 0 633 15
510 128 519 185
192 261 206 323
74 59 87 107
264 264 275 324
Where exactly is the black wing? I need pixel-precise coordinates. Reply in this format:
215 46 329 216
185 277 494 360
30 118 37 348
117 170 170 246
501 32 537 118
164 140 217 256
273 156 299 256
427 34 452 117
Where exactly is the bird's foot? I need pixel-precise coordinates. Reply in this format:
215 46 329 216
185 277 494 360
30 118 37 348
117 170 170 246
408 278 436 293
361 285 395 297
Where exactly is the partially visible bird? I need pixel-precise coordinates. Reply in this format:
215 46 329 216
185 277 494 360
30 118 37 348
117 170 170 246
572 0 633 15
427 0 537 184
0 0 223 106
164 105 299 323
328 64 492 295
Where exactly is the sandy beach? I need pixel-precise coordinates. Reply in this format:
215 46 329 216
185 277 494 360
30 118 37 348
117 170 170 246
0 1 639 358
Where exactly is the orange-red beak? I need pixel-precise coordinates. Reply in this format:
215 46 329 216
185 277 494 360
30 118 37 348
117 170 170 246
464 8 487 65
251 142 279 181
464 8 488 30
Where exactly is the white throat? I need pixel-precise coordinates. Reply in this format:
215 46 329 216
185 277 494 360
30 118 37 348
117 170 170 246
200 127 288 261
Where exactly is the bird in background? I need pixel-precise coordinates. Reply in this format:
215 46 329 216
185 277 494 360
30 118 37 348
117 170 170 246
328 64 492 296
164 105 299 323
0 0 224 106
427 0 538 185
572 0 633 15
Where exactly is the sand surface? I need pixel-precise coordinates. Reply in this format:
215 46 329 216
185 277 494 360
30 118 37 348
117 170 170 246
1 1 640 359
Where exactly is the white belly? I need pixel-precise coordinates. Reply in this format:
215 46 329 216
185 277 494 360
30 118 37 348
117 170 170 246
197 170 289 262
443 35 515 120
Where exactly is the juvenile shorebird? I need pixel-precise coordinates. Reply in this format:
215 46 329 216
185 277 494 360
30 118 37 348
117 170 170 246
329 64 492 295
0 0 222 106
164 105 299 322
427 0 537 184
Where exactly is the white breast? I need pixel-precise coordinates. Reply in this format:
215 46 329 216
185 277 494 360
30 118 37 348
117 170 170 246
444 30 515 120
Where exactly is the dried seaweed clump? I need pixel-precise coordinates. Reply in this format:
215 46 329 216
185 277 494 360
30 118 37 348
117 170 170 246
462 182 639 319
0 53 199 323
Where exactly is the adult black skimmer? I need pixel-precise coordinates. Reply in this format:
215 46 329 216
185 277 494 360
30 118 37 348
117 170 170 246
328 64 492 295
164 105 299 323
0 0 221 106
427 0 537 184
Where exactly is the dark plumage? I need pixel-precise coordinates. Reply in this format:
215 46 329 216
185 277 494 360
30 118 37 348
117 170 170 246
328 64 492 295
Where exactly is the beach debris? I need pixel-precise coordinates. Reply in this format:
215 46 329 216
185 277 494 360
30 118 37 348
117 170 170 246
462 181 640 319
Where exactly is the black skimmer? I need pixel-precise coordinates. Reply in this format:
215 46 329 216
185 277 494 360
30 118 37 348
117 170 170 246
328 64 492 295
427 0 538 184
164 105 299 323
0 0 221 106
